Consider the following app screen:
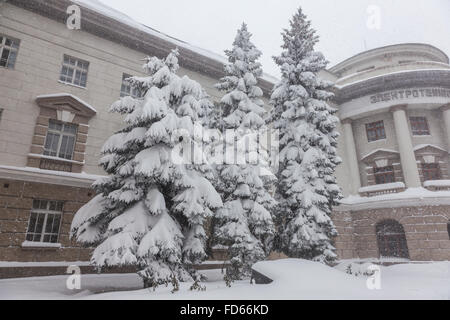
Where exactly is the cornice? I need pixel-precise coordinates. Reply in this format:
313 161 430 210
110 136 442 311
334 69 450 104
8 0 275 96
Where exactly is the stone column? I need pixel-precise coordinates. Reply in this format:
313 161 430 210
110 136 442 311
391 105 421 188
342 119 361 194
441 104 450 150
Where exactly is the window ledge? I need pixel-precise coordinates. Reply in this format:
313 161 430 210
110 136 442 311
57 80 87 90
359 182 406 197
368 138 387 144
28 153 85 165
424 180 450 191
21 241 62 249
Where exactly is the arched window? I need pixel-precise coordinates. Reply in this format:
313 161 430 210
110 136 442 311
376 220 409 259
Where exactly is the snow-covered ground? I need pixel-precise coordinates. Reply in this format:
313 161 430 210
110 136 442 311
0 259 448 300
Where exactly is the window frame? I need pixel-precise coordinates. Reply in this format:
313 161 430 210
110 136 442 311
120 73 142 98
0 35 20 69
374 165 396 185
59 55 89 88
26 200 63 244
422 163 442 181
43 120 78 160
376 220 410 259
366 120 386 142
410 116 430 136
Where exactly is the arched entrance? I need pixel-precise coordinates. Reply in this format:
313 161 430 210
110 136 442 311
376 220 409 259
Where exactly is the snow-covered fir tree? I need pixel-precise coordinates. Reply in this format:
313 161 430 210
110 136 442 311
213 23 276 283
70 50 222 289
269 8 342 263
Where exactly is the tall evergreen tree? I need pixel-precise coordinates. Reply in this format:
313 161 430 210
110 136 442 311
71 50 222 289
269 8 342 263
213 23 276 283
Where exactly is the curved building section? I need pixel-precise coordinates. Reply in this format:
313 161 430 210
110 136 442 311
331 44 450 261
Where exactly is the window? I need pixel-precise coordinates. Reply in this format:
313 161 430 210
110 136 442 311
59 55 89 87
366 121 386 142
26 200 63 243
410 117 430 136
422 163 441 181
374 166 395 184
0 108 3 123
0 35 20 69
376 220 409 259
43 120 78 160
120 73 142 98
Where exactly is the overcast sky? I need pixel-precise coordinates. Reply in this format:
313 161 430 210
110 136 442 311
98 0 450 77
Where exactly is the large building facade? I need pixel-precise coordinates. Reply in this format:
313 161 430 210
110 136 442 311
330 44 450 261
0 0 449 275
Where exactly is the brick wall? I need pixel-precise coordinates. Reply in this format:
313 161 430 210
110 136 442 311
0 178 94 262
333 205 450 261
331 210 357 259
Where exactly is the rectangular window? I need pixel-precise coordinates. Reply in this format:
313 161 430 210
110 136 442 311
59 55 89 87
422 163 441 181
120 73 142 98
26 200 63 243
374 166 395 184
410 117 430 136
366 120 386 142
0 108 3 123
43 120 78 160
0 35 20 69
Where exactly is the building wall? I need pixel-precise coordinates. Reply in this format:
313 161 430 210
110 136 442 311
0 4 223 176
334 206 450 261
0 178 93 262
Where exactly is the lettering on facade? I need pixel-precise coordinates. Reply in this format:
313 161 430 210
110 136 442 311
370 88 450 104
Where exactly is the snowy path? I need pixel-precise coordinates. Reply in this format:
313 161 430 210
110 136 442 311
0 260 449 300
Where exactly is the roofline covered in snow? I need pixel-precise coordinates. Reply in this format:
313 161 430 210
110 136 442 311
9 0 277 96
329 43 450 76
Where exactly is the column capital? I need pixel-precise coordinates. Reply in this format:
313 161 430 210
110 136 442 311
390 104 408 113
439 103 450 112
341 118 353 125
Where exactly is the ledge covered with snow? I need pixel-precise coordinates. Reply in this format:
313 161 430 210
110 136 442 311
358 182 405 194
338 187 450 211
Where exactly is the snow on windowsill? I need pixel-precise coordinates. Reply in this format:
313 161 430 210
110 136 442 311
28 154 85 165
21 241 62 249
0 165 105 181
423 180 450 187
57 80 87 91
358 182 405 194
